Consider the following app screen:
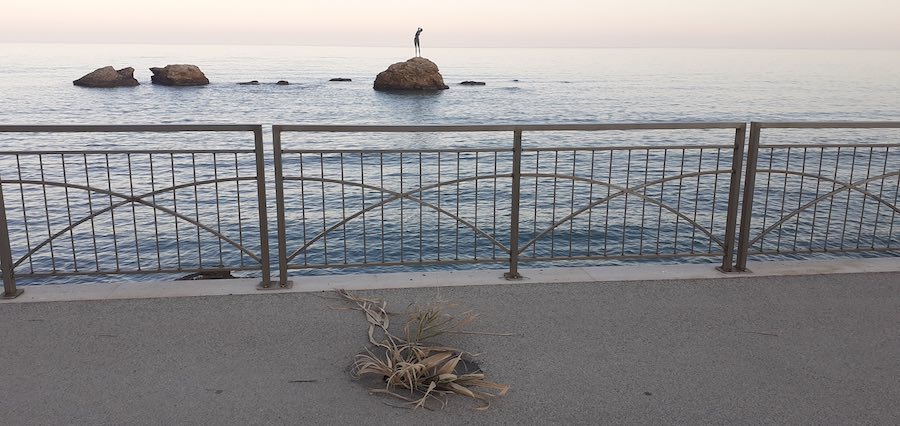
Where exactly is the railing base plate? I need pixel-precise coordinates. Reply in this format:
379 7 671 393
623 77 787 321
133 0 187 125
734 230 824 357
503 272 522 280
257 280 294 290
716 266 752 274
2 289 24 299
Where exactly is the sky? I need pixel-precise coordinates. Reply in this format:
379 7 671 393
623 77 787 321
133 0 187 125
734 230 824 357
2 0 899 48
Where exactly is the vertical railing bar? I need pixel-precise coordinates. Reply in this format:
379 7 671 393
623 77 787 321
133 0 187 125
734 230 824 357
60 154 79 271
149 153 162 270
379 152 385 263
586 150 595 257
709 147 722 253
639 149 649 255
759 147 775 252
437 152 442 260
299 153 309 265
127 153 142 271
840 147 857 250
234 153 245 268
419 152 424 262
720 125 745 272
191 153 201 269
532 150 540 257
474 151 480 259
809 147 824 250
673 149 685 254
568 150 577 257
871 147 889 248
106 154 121 271
824 147 841 250
690 148 703 254
889 147 899 248
213 152 224 266
319 153 328 264
604 150 612 257
16 155 34 273
776 147 791 252
83 154 101 272
656 149 667 256
492 151 498 260
856 147 874 249
340 152 348 264
621 149 632 255
170 153 180 270
399 152 404 262
252 126 272 287
273 128 289 280
455 152 461 260
359 152 367 264
793 148 808 252
505 129 522 279
735 123 759 272
38 154 57 272
1 177 22 298
550 150 559 257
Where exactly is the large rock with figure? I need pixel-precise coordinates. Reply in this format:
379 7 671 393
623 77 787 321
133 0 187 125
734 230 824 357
149 64 210 86
373 57 449 91
73 66 139 87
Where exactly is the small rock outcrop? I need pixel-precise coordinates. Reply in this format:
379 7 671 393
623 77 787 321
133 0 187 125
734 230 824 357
149 64 209 86
276 80 290 85
330 78 352 82
73 66 139 88
238 80 259 85
460 81 486 86
373 57 449 91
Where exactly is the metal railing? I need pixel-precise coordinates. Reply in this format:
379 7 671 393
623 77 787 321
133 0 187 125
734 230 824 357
0 125 273 298
272 123 747 287
736 122 900 270
2 122 898 298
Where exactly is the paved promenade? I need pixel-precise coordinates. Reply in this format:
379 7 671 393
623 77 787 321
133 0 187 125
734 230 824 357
2 260 899 424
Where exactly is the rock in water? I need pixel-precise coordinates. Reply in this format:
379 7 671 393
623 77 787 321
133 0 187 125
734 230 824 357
149 64 210 86
73 66 139 88
330 77 352 82
276 80 290 85
459 81 486 86
373 57 449 91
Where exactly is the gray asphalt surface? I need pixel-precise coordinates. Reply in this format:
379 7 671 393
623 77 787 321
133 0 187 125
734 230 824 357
2 272 899 425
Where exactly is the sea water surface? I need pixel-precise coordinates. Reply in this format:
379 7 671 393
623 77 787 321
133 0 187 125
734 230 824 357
1 44 899 284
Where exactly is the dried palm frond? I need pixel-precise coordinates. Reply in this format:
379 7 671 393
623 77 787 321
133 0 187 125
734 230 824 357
337 290 510 410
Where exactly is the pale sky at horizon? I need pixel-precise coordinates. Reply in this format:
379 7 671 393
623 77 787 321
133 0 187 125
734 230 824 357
2 0 899 49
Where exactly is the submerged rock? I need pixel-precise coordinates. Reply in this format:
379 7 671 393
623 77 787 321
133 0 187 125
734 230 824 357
330 77 352 82
373 57 449 91
149 64 209 86
238 80 260 85
73 66 139 88
459 81 486 86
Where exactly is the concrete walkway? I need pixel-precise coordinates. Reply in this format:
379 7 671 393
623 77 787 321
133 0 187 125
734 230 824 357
2 260 899 424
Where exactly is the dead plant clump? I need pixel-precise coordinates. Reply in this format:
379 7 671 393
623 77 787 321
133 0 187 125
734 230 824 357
336 289 510 410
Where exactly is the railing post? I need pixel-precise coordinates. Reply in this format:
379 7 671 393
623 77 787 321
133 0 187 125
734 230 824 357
718 124 746 272
272 126 292 288
1 180 23 299
253 126 274 289
735 122 762 272
505 129 523 279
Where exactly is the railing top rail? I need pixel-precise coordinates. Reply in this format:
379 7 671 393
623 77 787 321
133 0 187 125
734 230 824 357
754 143 900 149
275 123 747 132
753 121 900 129
0 149 258 155
0 125 262 133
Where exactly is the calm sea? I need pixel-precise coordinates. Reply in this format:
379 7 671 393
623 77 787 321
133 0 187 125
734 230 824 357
1 44 898 284
1 44 899 128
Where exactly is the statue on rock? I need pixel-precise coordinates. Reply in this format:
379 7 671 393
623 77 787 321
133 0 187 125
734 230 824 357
414 27 423 57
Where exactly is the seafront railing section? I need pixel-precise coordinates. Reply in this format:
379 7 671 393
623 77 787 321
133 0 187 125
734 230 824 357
735 122 900 270
272 124 747 286
2 122 899 298
0 125 274 298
